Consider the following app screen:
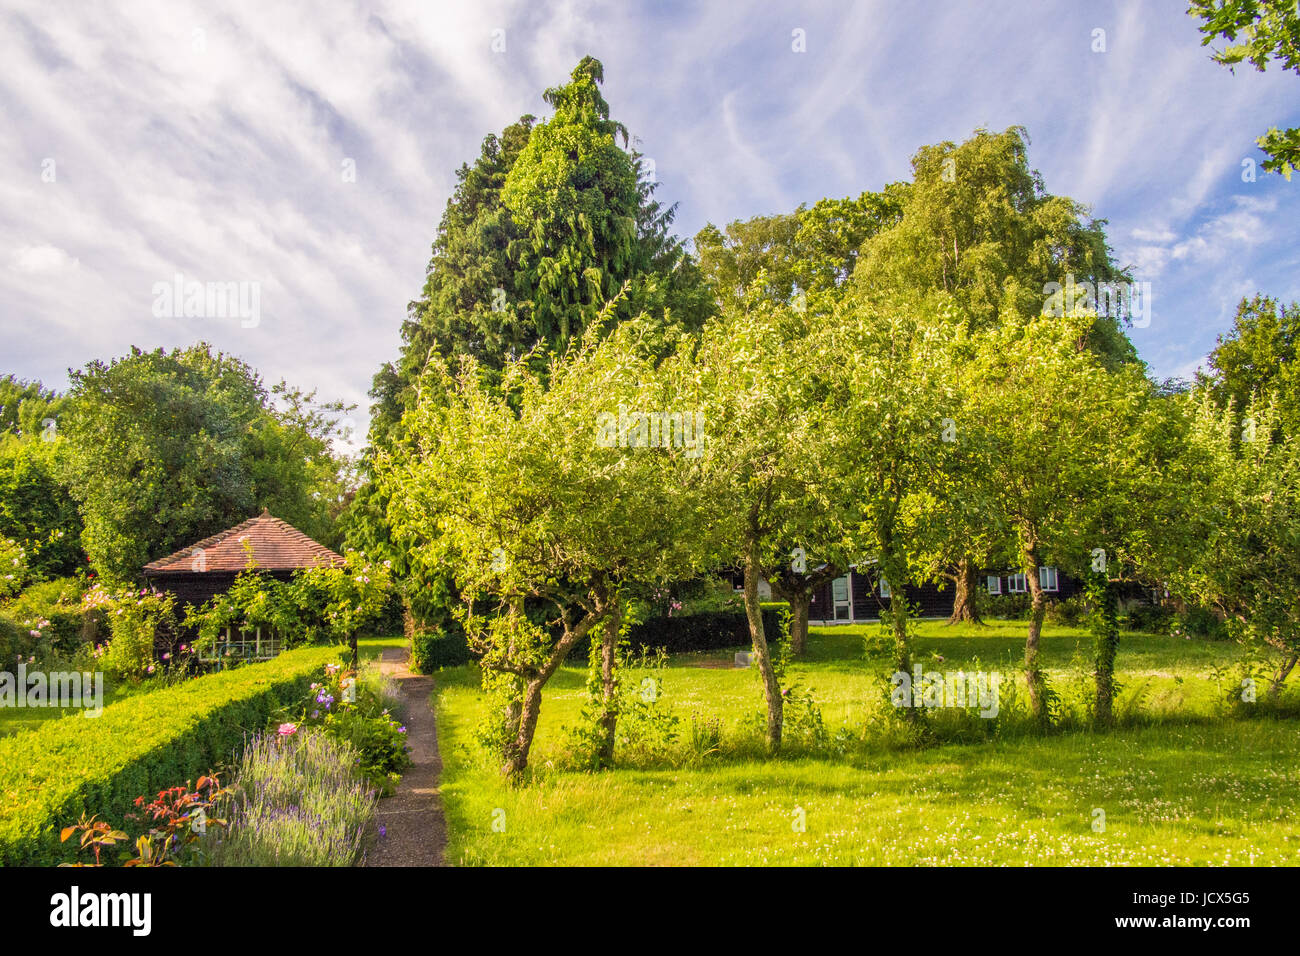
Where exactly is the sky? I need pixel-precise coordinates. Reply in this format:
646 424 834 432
2 0 1298 446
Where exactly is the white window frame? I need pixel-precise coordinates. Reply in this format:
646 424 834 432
1039 566 1059 592
199 625 281 663
831 575 852 622
1008 573 1027 593
986 575 1001 595
878 575 891 599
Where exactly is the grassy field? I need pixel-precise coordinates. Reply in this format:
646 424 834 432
433 620 1300 865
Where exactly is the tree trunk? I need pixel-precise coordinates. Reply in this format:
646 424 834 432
502 677 547 779
1090 574 1119 725
768 566 838 658
1269 652 1298 699
1023 552 1050 724
946 557 982 625
743 532 783 751
501 612 599 779
597 601 623 766
885 560 921 725
788 592 811 657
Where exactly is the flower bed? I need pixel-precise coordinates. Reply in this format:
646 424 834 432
0 644 341 865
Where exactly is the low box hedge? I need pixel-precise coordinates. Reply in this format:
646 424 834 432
0 643 341 866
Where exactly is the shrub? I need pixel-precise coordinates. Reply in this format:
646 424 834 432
93 587 177 681
1124 601 1173 634
0 644 340 865
620 608 784 655
1045 594 1088 626
0 537 29 600
976 591 1031 619
411 627 473 671
206 728 375 867
2 577 87 658
1172 604 1229 640
281 661 412 795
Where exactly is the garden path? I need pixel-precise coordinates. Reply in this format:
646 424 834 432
364 646 447 866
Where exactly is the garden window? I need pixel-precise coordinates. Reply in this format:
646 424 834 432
198 626 282 663
987 575 1001 595
1008 573 1027 593
878 576 891 599
1039 566 1059 592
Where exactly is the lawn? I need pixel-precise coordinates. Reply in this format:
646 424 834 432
433 620 1300 865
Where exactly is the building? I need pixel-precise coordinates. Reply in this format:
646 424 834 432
805 565 1082 625
142 509 344 661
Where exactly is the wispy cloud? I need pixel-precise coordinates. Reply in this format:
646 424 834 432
1 0 1297 411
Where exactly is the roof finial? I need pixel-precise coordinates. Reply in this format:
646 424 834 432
260 507 271 518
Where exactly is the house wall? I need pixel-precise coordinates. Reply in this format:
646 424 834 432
809 566 1084 624
144 569 296 616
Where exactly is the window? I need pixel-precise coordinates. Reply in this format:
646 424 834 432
1039 566 1059 592
1008 573 1027 593
986 575 1001 595
831 576 851 621
878 576 891 599
198 626 281 663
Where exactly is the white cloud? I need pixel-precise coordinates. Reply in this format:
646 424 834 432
8 244 80 275
1 0 1298 417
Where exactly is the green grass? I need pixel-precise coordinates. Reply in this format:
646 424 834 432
433 620 1300 866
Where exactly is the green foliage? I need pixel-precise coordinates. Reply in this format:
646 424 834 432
60 344 352 580
1191 0 1300 177
852 127 1135 366
0 374 66 439
381 309 717 774
693 184 906 310
0 435 82 578
0 644 340 865
0 536 28 600
277 662 411 795
2 576 89 662
410 627 473 671
1157 395 1300 663
1201 295 1300 436
82 584 177 682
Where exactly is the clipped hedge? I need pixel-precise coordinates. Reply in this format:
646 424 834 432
624 608 785 654
411 628 472 672
0 643 341 866
409 608 787 671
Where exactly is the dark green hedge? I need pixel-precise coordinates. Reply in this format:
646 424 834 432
411 628 472 672
0 644 340 866
410 608 787 671
621 608 786 654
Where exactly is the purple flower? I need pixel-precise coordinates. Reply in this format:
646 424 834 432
378 825 386 838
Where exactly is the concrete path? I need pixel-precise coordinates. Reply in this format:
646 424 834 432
365 646 447 867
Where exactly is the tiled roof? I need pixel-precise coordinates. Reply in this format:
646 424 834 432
142 510 345 574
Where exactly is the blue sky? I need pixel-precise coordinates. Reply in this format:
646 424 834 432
2 0 1297 444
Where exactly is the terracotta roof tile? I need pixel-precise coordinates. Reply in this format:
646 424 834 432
142 510 345 574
